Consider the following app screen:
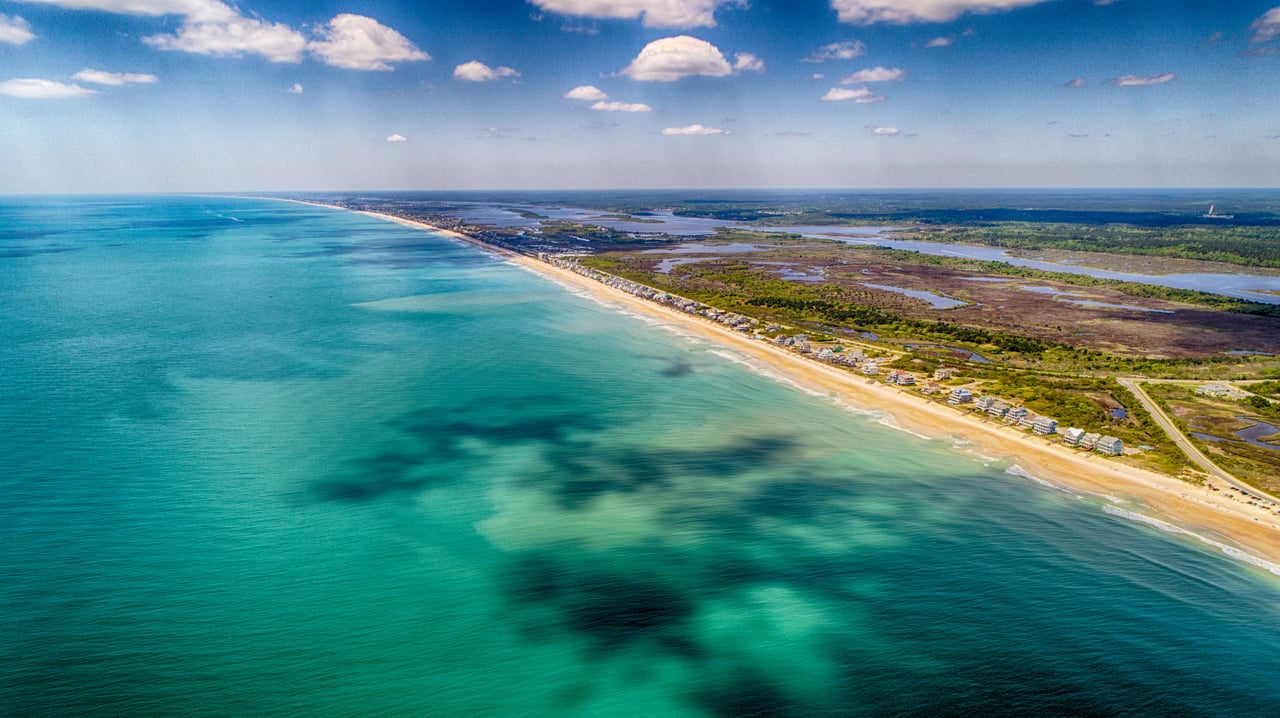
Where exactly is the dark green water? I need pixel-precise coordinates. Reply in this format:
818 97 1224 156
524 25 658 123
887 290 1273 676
3 196 1280 716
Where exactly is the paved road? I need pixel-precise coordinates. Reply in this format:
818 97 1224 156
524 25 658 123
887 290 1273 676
1117 377 1280 503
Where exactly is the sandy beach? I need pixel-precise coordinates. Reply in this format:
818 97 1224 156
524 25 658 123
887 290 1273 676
349 206 1280 572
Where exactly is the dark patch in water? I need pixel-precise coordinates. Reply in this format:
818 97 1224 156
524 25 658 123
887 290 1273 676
694 671 797 718
313 450 448 502
660 359 694 377
547 436 799 509
396 406 604 462
316 398 604 502
507 555 695 652
742 479 861 521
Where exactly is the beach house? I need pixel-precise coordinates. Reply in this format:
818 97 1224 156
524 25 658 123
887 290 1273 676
975 395 995 411
1033 417 1059 436
1063 427 1085 446
1080 432 1102 450
934 367 956 380
1096 436 1124 456
886 370 916 386
948 388 973 405
862 360 880 375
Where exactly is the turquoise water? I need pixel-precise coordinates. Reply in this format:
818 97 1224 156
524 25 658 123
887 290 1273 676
4 196 1280 716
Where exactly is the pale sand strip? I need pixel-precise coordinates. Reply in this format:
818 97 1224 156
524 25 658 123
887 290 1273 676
334 204 1280 570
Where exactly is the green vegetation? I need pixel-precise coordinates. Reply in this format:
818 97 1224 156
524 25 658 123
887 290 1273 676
1145 384 1280 492
585 254 1059 356
911 224 1280 269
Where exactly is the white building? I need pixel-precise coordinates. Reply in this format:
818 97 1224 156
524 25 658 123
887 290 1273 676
1097 436 1124 456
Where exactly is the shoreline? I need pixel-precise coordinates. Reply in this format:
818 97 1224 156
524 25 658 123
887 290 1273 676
311 201 1280 573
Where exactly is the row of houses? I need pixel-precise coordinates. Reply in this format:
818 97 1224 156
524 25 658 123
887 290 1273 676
971 394 1060 436
532 255 1129 458
1062 428 1124 455
540 256 753 328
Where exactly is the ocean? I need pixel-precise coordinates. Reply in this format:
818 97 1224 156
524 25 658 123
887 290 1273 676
3 196 1280 716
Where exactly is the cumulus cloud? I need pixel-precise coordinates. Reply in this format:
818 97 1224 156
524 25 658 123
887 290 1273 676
19 0 235 22
839 66 903 83
564 84 609 101
1251 7 1280 43
527 0 732 28
143 12 309 62
0 78 97 98
620 35 732 81
386 133 407 142
71 69 158 85
28 2 428 69
453 61 520 82
1063 77 1086 88
733 52 765 73
803 40 866 62
662 123 730 135
870 125 900 135
288 82 303 93
309 14 430 70
0 14 35 45
926 36 952 47
820 86 885 103
590 100 651 112
830 0 1053 25
1105 72 1175 86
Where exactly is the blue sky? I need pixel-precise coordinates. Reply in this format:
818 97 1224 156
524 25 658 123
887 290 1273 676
1 0 1278 192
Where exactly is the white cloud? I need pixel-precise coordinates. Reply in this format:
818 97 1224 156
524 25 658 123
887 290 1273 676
72 69 159 85
527 0 732 28
1105 72 1176 86
386 133 407 142
733 52 765 73
662 123 729 135
309 14 430 70
590 100 651 112
0 78 97 98
803 40 866 62
926 36 952 47
830 0 1053 25
0 14 36 45
1251 7 1280 43
288 82 303 93
820 86 885 103
620 35 733 81
143 13 309 62
565 84 609 101
19 1 236 23
453 61 520 82
27 3 428 70
870 125 900 135
1063 77 1085 88
839 66 904 83
812 73 825 79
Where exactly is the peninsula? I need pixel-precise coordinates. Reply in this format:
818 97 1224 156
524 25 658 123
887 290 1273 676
299 197 1280 572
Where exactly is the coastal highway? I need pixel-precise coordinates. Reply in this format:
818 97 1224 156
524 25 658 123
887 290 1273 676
1117 377 1280 504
